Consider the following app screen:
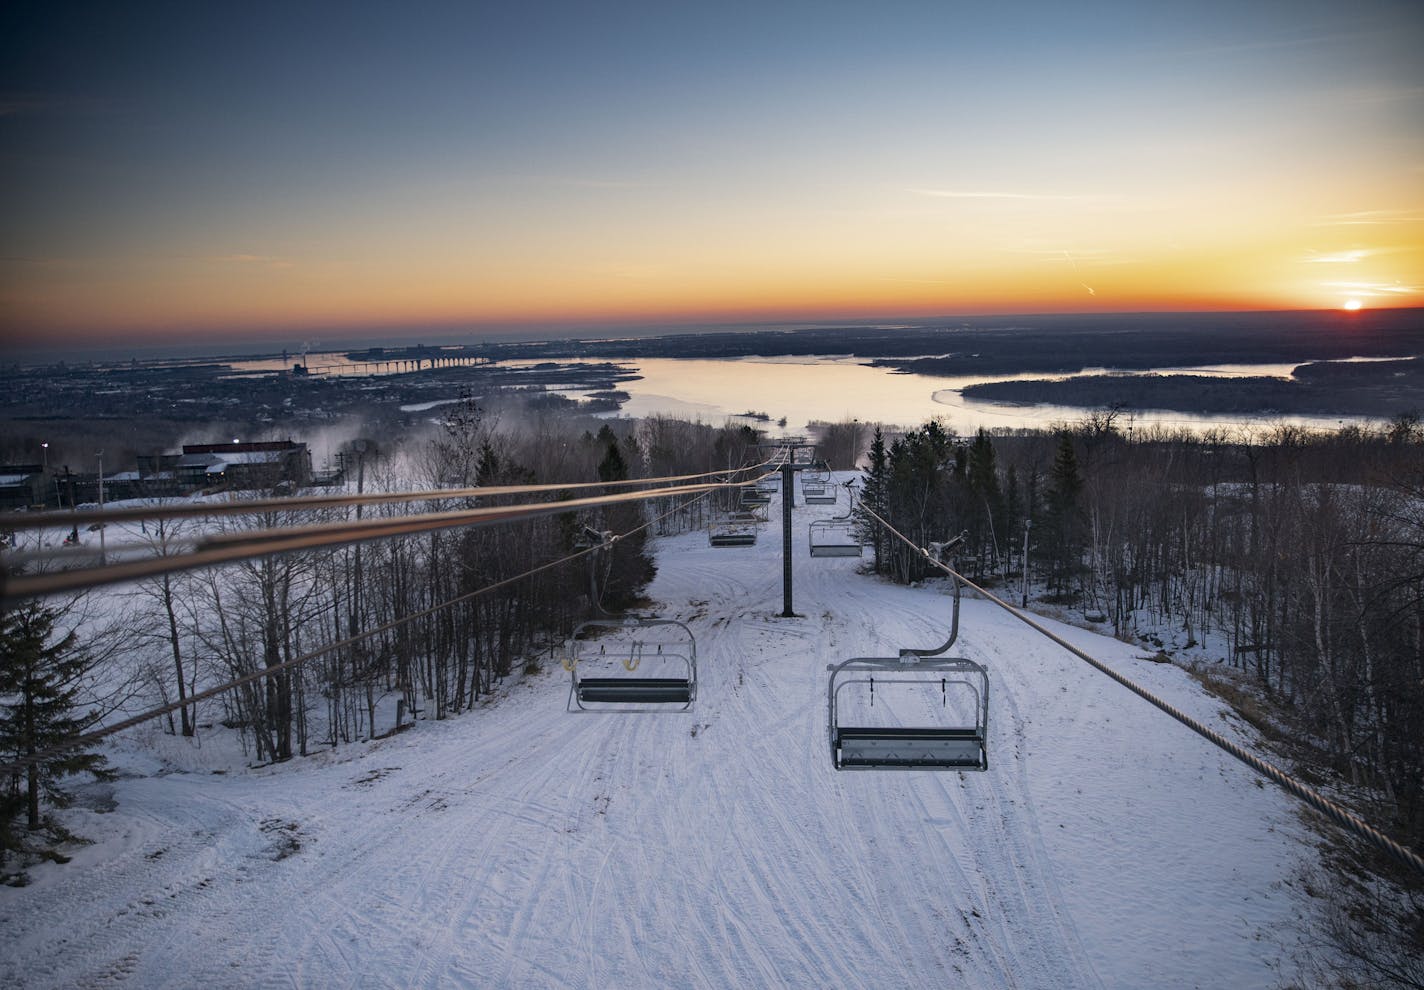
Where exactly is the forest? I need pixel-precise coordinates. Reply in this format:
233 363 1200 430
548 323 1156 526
5 403 1422 921
857 411 1424 861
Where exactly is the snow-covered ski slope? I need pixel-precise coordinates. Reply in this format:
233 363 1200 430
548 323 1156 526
1 483 1321 989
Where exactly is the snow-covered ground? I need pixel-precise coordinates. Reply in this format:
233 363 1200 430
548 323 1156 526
0 480 1324 988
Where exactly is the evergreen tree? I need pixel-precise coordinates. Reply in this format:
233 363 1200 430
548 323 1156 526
1003 464 1022 580
965 429 1004 576
858 428 889 572
596 440 627 484
0 600 110 841
593 439 655 610
1042 433 1086 592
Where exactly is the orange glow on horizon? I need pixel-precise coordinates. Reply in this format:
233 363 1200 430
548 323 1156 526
3 205 1421 347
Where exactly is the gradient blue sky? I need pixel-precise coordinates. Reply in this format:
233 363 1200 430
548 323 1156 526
3 0 1422 347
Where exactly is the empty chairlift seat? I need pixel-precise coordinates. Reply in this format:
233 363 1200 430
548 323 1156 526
709 515 758 547
808 519 862 557
827 655 988 770
566 618 697 711
826 556 987 771
803 485 837 505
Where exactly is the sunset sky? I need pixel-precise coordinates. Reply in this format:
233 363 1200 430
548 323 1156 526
2 0 1422 348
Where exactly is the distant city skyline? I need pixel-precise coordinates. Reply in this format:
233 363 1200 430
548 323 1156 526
3 0 1422 348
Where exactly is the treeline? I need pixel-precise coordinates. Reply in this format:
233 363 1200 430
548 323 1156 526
857 412 1424 847
5 406 767 799
154 406 767 762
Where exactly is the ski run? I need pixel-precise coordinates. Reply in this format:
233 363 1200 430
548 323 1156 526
1 482 1326 989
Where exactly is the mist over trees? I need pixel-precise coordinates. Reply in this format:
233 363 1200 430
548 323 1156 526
45 407 771 775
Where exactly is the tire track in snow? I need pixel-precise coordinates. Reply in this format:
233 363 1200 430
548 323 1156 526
1 492 1199 988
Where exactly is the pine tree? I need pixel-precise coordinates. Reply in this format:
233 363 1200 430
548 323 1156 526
596 440 627 483
594 439 655 610
965 429 1004 575
0 600 110 839
1043 433 1086 592
858 427 889 572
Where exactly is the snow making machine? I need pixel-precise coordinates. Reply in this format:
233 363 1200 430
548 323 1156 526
565 617 697 711
827 540 988 770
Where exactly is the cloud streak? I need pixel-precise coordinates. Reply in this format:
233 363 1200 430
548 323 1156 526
1302 249 1372 264
1322 280 1420 296
212 254 295 270
1312 209 1424 227
910 188 1107 202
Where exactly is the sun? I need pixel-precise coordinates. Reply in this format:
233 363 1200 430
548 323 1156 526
1342 299 1363 311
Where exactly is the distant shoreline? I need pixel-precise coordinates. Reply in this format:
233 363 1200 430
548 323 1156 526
960 358 1424 418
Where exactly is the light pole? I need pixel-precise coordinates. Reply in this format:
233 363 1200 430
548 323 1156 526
1021 518 1031 608
96 450 106 565
41 442 49 507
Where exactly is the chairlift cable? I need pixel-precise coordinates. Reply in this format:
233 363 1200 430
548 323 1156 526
0 488 717 776
0 461 777 532
858 503 1424 876
2 478 750 605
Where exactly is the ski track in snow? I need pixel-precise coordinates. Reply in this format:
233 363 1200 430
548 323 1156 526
0 479 1319 989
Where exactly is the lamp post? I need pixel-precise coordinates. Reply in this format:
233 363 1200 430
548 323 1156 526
1021 518 1031 608
41 442 49 507
96 450 106 565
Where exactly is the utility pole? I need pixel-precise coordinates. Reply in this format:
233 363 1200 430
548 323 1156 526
64 465 78 544
96 450 106 565
1021 518 1031 608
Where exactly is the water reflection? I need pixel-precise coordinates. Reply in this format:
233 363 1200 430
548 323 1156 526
569 357 1377 434
228 350 1383 435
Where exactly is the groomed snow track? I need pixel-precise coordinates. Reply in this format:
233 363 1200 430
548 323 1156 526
0 482 1317 989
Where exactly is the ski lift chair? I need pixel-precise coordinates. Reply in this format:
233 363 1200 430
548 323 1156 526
827 538 988 770
803 485 837 505
566 618 696 711
709 515 758 547
809 519 862 557
809 480 862 556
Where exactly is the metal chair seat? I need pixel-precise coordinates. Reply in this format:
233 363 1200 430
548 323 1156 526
833 726 986 770
809 543 861 557
577 678 692 705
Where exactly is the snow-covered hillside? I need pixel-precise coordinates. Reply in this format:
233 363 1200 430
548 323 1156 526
0 483 1323 989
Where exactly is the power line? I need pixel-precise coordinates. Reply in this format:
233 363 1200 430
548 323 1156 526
2 471 775 605
0 462 771 531
858 503 1424 877
0 487 718 777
